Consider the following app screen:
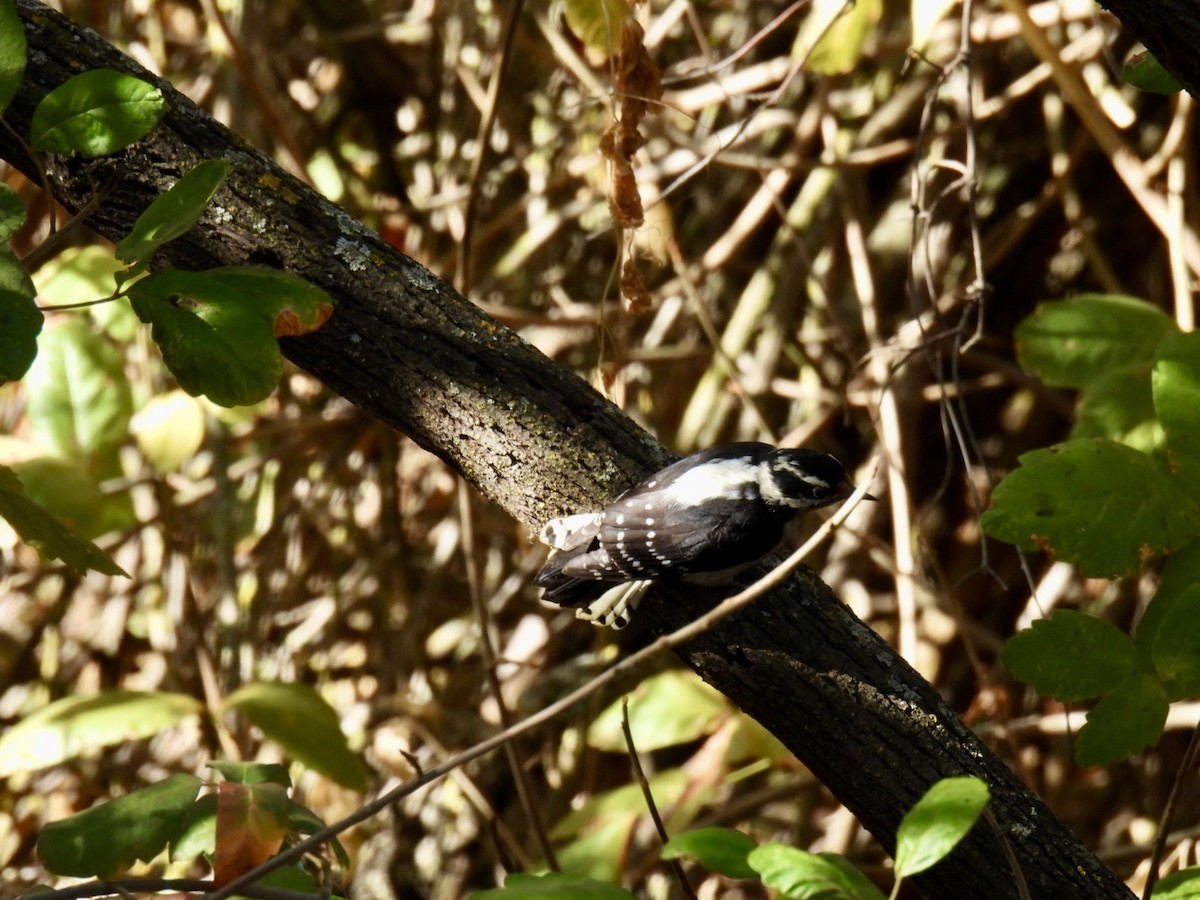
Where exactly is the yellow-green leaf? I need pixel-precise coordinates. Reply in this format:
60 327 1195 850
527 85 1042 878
562 0 631 56
797 0 883 75
0 691 201 777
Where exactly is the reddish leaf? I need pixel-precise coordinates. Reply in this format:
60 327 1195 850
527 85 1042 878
213 781 290 886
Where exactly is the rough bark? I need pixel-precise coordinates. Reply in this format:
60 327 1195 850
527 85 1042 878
1101 2 1200 99
2 3 1140 898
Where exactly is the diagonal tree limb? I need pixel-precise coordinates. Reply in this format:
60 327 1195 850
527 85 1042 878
2 3 1137 897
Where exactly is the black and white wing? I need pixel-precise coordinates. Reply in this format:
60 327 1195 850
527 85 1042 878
535 444 791 626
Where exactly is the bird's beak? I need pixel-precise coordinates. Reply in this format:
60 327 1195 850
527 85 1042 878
838 478 877 502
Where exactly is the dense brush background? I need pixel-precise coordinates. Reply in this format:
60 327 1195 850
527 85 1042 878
1 0 1195 896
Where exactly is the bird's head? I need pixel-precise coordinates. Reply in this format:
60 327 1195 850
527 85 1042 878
759 449 864 511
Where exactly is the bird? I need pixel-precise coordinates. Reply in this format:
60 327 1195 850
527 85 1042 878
535 442 866 628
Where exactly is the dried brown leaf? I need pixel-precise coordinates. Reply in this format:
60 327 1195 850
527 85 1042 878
609 158 644 229
620 257 652 314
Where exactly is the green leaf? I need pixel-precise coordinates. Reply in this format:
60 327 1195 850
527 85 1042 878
127 267 334 407
662 827 758 880
130 276 280 407
981 439 1200 578
222 681 367 791
552 769 689 840
894 777 989 878
556 815 636 884
91 295 142 342
1137 542 1200 687
30 69 165 156
0 465 125 576
254 866 330 898
551 770 690 883
1071 364 1161 452
1002 610 1136 701
131 389 206 473
116 159 230 276
587 670 728 751
1015 295 1175 389
1123 51 1183 95
38 774 202 877
1075 673 1168 766
0 182 26 240
0 0 26 114
0 245 42 382
8 456 134 540
24 318 132 475
1154 330 1200 495
208 761 292 787
171 791 217 862
748 844 885 900
0 690 200 777
1149 585 1200 691
1153 866 1200 899
797 0 884 76
471 872 637 899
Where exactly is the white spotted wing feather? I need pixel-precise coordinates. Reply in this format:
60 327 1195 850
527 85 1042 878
534 443 853 629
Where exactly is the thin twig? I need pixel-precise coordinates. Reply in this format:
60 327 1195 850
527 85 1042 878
402 716 541 871
458 479 559 871
21 170 121 273
1142 723 1200 900
829 107 917 664
195 0 310 182
620 696 698 900
456 0 526 294
650 0 852 214
0 112 57 234
666 0 810 85
983 807 1032 900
